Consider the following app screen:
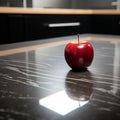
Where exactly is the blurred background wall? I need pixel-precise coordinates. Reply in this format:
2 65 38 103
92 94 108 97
0 0 118 9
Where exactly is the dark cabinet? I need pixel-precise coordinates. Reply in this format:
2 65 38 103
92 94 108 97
0 13 120 44
8 14 25 43
25 14 91 41
25 14 45 40
0 14 9 44
92 15 120 35
0 14 25 44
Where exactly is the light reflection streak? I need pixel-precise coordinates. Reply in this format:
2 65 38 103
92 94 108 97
39 90 88 115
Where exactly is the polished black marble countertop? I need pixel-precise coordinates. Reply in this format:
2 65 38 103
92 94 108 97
0 35 120 120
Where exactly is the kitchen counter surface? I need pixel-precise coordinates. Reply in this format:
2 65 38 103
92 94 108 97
0 34 120 120
0 7 120 15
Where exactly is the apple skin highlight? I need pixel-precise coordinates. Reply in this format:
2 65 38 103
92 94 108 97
64 41 94 70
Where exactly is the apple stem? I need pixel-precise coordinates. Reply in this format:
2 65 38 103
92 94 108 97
78 34 80 44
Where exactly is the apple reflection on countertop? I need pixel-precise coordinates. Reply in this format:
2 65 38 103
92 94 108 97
65 70 93 101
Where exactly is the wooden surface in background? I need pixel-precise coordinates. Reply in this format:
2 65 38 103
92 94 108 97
0 7 120 14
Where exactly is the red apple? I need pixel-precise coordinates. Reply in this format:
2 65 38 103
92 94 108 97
64 34 94 70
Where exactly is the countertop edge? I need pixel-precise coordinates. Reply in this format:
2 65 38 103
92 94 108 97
0 7 120 15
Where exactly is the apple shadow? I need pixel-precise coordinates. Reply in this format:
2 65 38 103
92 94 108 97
71 67 88 72
65 70 93 101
